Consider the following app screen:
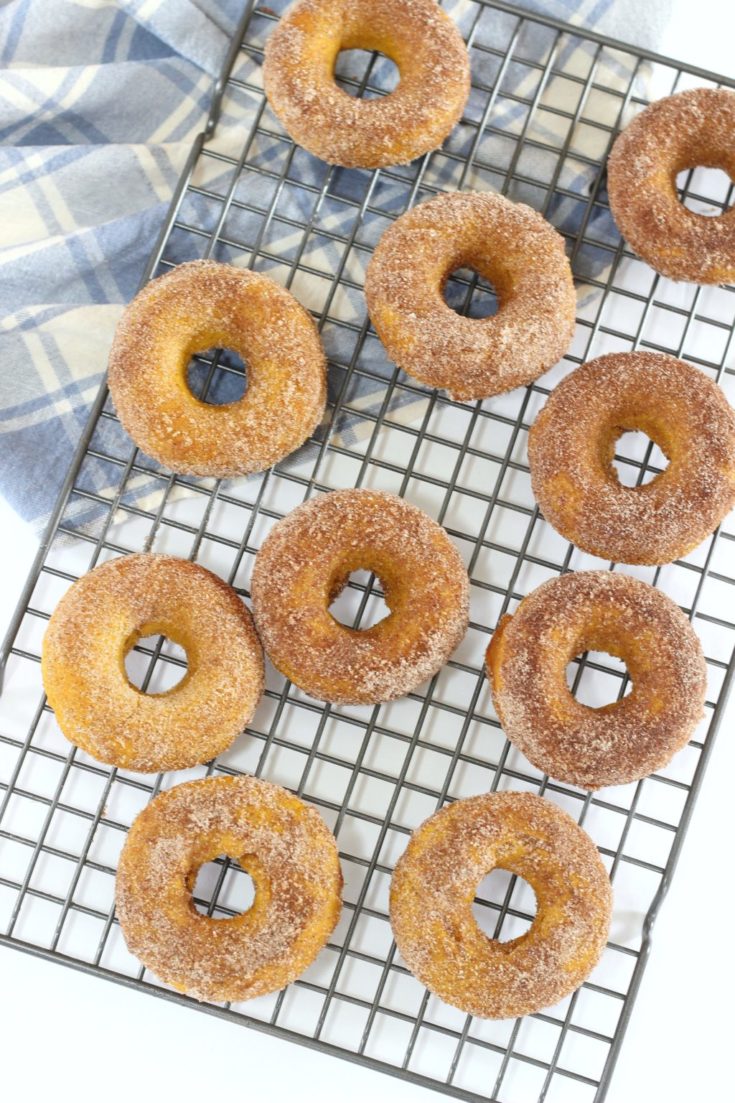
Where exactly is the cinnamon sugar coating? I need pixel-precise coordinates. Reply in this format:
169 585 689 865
364 190 576 401
42 554 264 772
116 775 343 1002
108 260 326 477
262 0 470 168
486 571 707 790
528 351 735 565
250 488 469 705
390 791 611 1019
607 87 735 283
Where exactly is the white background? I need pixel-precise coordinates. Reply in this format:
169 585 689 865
2 1 735 1100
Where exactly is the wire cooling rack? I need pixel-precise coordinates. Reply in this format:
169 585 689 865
2 2 735 1100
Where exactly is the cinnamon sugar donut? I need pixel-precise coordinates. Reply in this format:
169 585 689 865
364 191 577 401
528 351 735 565
250 489 469 704
42 554 264 772
108 260 326 477
486 572 707 790
116 775 342 1002
607 87 735 283
390 792 611 1019
262 0 470 168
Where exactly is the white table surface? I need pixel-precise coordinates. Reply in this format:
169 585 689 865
2 3 735 1099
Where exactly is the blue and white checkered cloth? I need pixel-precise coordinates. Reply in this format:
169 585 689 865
0 0 675 535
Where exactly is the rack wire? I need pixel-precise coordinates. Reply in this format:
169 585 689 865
1 2 734 1100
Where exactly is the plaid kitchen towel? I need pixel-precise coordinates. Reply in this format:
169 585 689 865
0 0 676 537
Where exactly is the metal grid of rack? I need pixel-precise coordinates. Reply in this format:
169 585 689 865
1 2 734 1100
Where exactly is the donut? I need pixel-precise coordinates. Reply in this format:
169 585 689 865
116 775 342 1002
250 488 469 704
262 0 470 169
486 571 707 790
364 191 577 401
108 260 326 477
607 87 735 283
42 554 264 772
390 791 612 1019
528 351 735 565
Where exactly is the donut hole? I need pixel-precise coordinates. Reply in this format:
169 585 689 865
472 869 536 942
192 855 255 919
443 267 500 319
676 166 734 216
334 49 400 99
329 569 390 629
124 633 188 694
186 346 248 405
566 650 632 707
611 429 669 487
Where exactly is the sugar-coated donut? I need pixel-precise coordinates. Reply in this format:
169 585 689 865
607 87 735 283
390 791 612 1019
250 488 469 704
116 775 342 1002
364 191 576 401
528 351 735 565
42 554 264 772
262 0 470 169
486 571 707 790
108 260 326 477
